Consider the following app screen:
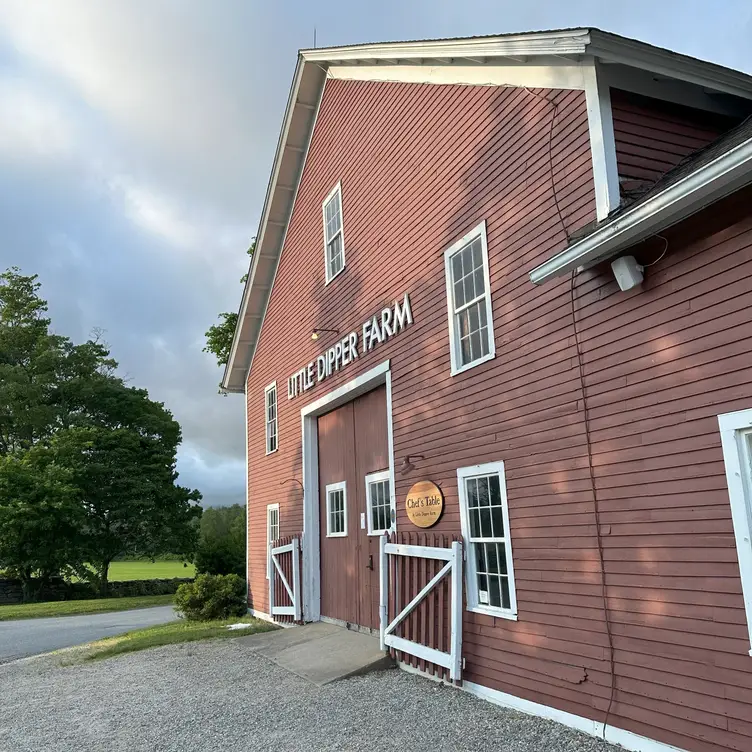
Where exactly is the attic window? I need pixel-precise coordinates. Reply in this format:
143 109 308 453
323 182 345 284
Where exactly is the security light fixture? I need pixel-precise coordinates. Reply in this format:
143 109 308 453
311 327 340 341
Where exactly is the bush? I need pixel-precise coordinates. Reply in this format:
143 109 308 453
174 573 246 621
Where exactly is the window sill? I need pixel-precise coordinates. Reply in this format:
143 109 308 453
265 448 278 456
324 267 346 286
326 532 348 538
368 530 391 537
450 350 496 377
467 604 518 620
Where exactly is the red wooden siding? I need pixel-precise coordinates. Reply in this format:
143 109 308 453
245 75 752 752
566 187 752 752
610 89 736 190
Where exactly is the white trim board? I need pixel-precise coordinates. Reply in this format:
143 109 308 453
300 360 396 621
718 407 752 656
530 133 752 284
328 63 588 91
247 607 296 628
463 680 689 752
396 660 688 752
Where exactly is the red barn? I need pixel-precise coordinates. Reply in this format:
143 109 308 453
223 28 752 752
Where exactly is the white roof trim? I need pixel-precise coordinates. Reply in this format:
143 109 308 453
529 135 752 284
222 28 752 392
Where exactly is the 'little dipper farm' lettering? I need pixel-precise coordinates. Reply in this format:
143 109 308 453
287 292 413 400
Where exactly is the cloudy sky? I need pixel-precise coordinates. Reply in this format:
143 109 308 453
0 2 749 508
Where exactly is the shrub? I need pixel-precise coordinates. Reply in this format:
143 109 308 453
174 573 246 621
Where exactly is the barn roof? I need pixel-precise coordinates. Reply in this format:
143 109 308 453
222 28 752 392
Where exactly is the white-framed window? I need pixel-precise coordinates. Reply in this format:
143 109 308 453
443 221 496 376
718 408 752 656
322 182 345 284
326 481 347 537
457 461 517 619
265 382 278 454
365 470 393 536
266 503 280 580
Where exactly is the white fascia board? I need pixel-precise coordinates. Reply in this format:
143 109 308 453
530 136 752 284
328 62 588 91
301 29 590 64
222 56 306 392
588 30 752 101
222 59 325 393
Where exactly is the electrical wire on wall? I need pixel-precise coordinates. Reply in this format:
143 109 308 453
570 272 617 739
522 85 616 739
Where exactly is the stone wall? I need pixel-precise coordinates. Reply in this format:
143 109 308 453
0 577 193 605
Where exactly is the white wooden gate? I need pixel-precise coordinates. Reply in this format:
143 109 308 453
268 537 301 621
379 535 463 681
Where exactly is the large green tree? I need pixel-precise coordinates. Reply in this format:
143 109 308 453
0 434 85 600
0 268 203 598
204 242 255 368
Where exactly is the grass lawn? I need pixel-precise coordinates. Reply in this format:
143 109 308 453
0 594 175 621
78 616 277 662
108 560 196 580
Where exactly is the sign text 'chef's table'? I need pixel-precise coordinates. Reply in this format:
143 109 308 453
287 293 413 400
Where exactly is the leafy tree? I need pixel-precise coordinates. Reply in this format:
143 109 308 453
60 381 203 595
0 434 85 600
204 242 255 368
195 504 246 577
0 267 204 597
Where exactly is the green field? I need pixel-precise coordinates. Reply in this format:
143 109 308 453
108 560 196 580
0 594 175 621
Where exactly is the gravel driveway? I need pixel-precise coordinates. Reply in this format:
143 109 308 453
1 640 617 752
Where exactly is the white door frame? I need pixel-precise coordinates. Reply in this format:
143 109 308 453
300 359 395 621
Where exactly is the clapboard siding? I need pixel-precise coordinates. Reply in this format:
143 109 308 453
567 185 752 752
610 89 736 189
245 75 752 752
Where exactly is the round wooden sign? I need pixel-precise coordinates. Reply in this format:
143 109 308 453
405 481 444 528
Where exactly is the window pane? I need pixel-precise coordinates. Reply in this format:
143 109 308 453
452 251 463 283
477 477 489 506
497 543 508 575
470 331 482 361
468 302 480 334
472 238 483 270
474 268 485 297
463 273 476 304
486 542 498 573
469 507 481 538
477 573 489 604
454 279 465 309
491 506 504 538
479 508 492 537
489 475 501 505
458 308 470 339
460 335 472 366
462 245 474 276
500 577 511 609
466 478 478 506
476 542 487 573
488 575 501 607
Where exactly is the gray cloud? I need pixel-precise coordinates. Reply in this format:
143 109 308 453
0 1 749 507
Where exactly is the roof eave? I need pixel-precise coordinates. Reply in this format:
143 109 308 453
221 55 322 392
529 137 752 285
588 30 752 101
300 28 591 63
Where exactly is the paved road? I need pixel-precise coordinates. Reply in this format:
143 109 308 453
0 605 178 663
